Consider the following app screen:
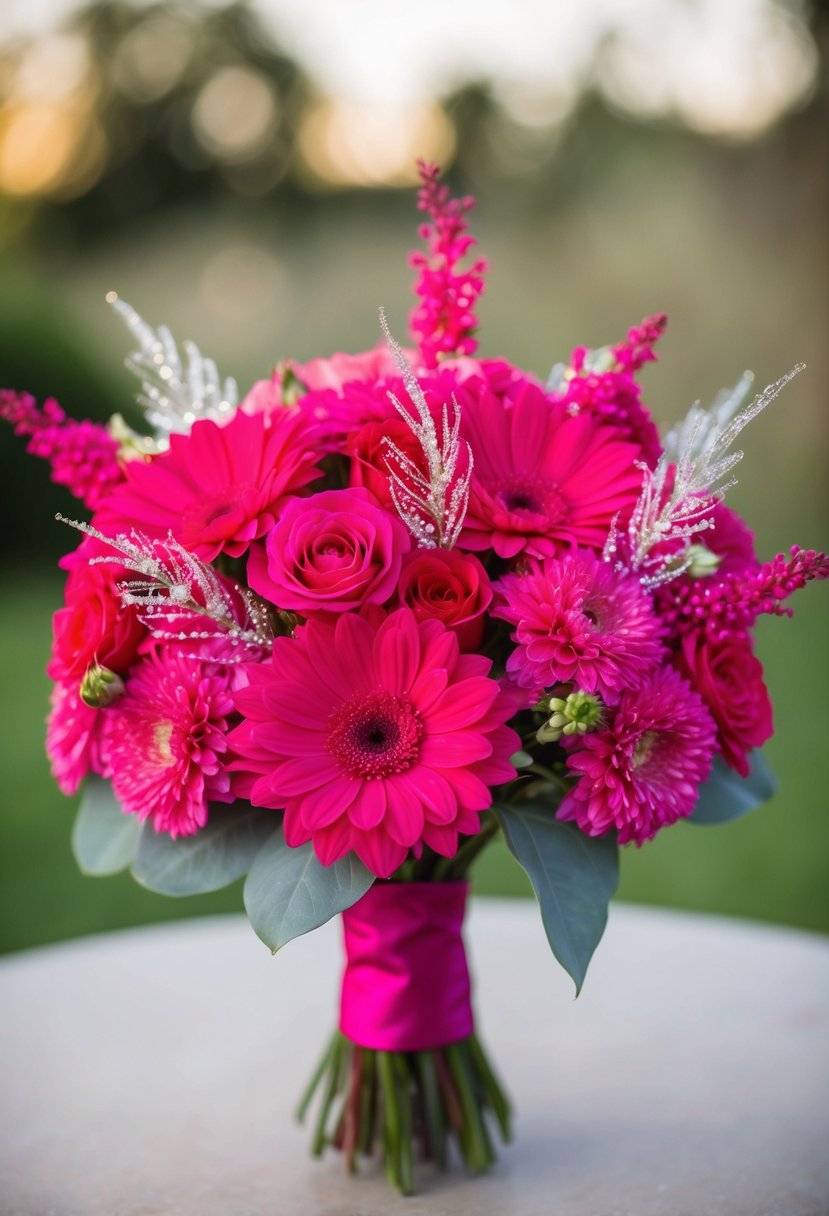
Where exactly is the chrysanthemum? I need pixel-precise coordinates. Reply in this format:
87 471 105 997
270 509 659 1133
229 607 519 877
94 408 321 561
459 381 645 558
558 666 717 845
46 680 107 795
102 651 234 838
496 550 663 702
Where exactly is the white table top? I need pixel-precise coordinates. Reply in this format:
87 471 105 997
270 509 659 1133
1 900 828 1216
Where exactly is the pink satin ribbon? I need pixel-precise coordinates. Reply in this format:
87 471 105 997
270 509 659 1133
339 881 473 1052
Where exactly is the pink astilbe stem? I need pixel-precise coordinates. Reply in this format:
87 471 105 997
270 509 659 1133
658 546 829 642
0 389 122 509
612 312 668 373
408 161 487 369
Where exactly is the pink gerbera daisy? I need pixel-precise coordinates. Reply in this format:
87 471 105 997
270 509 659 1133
229 607 519 878
102 651 234 838
496 550 663 702
459 380 645 558
558 666 717 845
94 408 321 561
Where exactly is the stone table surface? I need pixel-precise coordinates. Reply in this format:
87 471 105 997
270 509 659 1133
1 900 828 1216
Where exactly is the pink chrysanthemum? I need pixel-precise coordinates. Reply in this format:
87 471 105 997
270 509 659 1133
229 607 519 878
558 666 717 845
459 380 645 559
1 389 122 508
496 550 663 701
94 408 321 561
102 651 234 838
46 680 108 795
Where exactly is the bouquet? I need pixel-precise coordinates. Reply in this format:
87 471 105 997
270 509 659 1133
3 163 826 1195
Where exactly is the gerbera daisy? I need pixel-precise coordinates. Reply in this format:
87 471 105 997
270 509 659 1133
459 380 645 558
496 549 663 701
94 408 321 561
229 607 519 878
558 666 717 845
102 650 234 838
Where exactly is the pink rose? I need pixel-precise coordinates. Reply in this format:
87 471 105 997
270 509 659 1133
398 549 492 651
248 488 410 615
676 629 772 777
48 556 145 683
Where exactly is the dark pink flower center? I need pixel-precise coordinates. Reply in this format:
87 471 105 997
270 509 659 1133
328 691 423 779
496 478 569 524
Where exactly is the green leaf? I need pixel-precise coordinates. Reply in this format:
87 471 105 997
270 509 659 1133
690 751 776 826
495 798 618 994
71 776 141 876
131 804 278 896
243 832 374 952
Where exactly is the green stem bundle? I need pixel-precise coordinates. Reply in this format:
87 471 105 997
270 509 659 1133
298 1030 511 1195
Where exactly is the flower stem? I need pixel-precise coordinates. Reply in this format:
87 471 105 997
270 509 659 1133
298 1031 510 1194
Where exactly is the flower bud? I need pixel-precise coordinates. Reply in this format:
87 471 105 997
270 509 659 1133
108 413 159 460
684 543 722 578
79 663 125 708
536 691 603 744
277 363 308 407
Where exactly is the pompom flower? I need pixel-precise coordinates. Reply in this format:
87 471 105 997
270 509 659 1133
459 381 645 558
230 607 519 877
247 487 411 615
46 680 107 795
102 651 234 838
558 666 717 844
496 550 663 701
94 408 321 561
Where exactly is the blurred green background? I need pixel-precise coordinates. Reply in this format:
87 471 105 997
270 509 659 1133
0 0 827 954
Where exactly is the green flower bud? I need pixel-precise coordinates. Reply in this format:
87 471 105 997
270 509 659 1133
277 363 308 407
79 664 125 709
536 690 603 744
684 543 722 578
108 413 159 460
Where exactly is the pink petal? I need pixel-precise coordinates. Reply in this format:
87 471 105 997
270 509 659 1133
348 781 387 830
420 732 493 767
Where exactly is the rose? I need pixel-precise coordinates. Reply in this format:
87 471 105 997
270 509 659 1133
346 418 426 509
48 553 145 683
398 549 492 651
248 487 410 615
675 628 772 777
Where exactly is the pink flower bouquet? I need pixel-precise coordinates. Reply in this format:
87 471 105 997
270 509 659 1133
3 163 826 1194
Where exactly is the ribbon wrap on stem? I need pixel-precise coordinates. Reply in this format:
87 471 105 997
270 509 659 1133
339 881 473 1052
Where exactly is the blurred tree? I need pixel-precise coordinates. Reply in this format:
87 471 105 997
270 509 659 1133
0 0 311 248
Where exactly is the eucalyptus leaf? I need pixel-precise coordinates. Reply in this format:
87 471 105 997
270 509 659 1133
690 751 776 826
244 833 374 952
72 776 141 876
131 804 278 896
495 798 618 995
